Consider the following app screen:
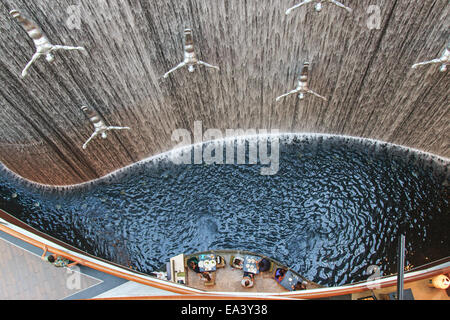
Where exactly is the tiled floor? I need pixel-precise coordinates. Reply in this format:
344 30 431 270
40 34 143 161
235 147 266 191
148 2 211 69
0 238 101 300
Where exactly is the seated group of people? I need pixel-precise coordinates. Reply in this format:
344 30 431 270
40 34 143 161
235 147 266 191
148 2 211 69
232 256 272 289
187 254 307 291
187 256 214 282
275 268 308 291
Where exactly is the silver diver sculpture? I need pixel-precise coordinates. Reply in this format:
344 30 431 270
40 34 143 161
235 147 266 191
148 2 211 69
81 105 130 150
163 28 219 78
285 0 353 15
276 62 327 102
412 44 449 72
10 9 87 78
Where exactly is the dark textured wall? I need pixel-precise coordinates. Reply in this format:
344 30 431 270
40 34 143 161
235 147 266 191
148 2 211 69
0 0 448 185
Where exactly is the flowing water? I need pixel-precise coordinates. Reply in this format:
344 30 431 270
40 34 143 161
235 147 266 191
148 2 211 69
0 134 449 287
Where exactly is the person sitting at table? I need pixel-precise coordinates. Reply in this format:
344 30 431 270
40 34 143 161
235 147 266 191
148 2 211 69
292 281 308 291
241 272 254 288
201 272 212 282
232 256 244 269
274 268 287 283
187 257 211 281
257 258 271 272
41 245 79 268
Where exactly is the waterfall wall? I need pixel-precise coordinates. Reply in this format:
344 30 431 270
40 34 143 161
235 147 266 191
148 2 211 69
0 0 448 185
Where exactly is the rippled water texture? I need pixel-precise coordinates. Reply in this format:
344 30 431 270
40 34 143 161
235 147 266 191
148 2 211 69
1 135 449 287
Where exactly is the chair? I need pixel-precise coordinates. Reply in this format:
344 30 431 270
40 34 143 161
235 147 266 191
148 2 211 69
204 272 216 286
257 258 273 273
216 255 226 269
272 267 279 280
273 268 287 283
268 261 275 273
176 271 186 285
186 256 199 271
230 256 244 269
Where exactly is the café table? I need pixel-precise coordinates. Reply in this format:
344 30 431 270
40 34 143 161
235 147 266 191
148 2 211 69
279 270 302 291
198 253 217 272
243 255 260 274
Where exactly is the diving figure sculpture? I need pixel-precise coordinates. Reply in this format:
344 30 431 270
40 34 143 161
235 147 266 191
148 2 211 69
163 28 219 78
276 62 327 102
81 105 130 150
10 9 87 78
285 0 353 15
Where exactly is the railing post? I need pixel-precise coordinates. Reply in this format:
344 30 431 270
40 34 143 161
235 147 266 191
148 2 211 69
397 233 406 300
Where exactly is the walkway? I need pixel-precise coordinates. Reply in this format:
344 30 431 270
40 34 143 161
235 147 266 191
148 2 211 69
0 230 166 300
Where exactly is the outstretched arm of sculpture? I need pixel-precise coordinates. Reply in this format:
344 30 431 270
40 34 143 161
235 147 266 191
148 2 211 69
411 58 444 69
197 60 220 70
164 62 187 78
106 126 131 131
330 0 353 13
276 89 300 101
21 53 42 78
52 45 87 55
285 0 313 15
412 46 449 72
307 89 328 101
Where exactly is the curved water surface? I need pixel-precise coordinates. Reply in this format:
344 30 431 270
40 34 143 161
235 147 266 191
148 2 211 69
0 134 449 287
